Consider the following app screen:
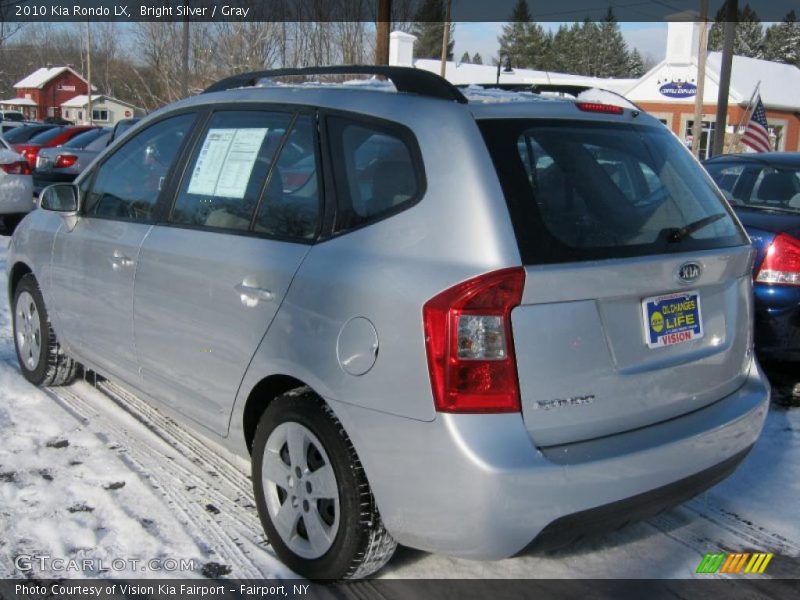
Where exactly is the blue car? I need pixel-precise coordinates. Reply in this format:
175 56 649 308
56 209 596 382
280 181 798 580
704 153 800 362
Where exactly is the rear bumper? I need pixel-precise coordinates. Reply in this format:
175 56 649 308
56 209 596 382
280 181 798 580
330 359 769 559
753 283 800 361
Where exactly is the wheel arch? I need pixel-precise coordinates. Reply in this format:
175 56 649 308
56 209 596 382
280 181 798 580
242 374 312 454
8 261 32 305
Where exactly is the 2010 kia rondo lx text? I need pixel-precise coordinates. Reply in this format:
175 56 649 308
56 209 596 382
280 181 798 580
6 67 770 580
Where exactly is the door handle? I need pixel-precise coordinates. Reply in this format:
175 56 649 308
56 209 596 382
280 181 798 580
110 251 135 270
235 282 274 304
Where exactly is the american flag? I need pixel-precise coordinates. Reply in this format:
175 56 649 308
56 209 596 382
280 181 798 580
741 95 771 153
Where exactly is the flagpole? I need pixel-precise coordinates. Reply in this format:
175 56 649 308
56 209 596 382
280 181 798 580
726 81 760 153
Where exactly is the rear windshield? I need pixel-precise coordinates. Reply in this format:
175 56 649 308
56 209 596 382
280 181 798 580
63 128 105 149
3 125 53 143
28 127 67 145
705 161 800 214
479 119 747 264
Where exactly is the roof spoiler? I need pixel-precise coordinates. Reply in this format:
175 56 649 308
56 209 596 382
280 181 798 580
462 83 642 111
203 65 469 105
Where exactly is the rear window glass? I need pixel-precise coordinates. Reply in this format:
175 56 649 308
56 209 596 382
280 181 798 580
63 128 105 149
28 127 66 145
480 120 747 264
2 126 52 143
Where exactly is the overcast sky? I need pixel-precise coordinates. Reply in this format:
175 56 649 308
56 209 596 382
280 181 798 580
453 22 669 65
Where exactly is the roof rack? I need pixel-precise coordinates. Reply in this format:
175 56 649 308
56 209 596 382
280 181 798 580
202 65 469 104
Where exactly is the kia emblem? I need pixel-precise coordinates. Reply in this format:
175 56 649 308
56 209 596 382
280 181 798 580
678 262 702 283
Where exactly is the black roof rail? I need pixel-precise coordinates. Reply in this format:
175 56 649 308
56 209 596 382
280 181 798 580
202 65 469 105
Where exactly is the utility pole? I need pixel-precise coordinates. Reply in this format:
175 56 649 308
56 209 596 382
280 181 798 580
440 0 451 77
712 0 737 157
86 22 92 126
181 1 189 97
376 0 391 65
692 0 709 158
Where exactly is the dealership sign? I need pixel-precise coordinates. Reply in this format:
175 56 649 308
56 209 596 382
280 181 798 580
659 81 697 98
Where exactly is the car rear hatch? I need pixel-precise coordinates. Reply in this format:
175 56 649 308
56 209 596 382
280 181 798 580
479 113 754 447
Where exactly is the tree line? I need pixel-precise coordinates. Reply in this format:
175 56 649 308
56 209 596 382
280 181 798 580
708 4 799 66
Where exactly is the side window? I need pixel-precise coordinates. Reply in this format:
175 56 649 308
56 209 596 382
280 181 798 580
171 110 292 232
327 116 422 233
84 113 194 221
254 115 321 240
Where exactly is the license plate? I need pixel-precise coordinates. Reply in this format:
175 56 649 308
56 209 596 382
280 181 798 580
642 290 703 348
36 156 49 170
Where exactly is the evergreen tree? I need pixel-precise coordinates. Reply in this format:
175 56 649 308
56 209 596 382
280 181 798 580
460 51 471 64
526 22 551 70
497 0 533 67
497 0 551 69
707 3 764 58
472 52 483 64
627 48 646 77
411 0 455 60
544 24 575 72
763 10 800 66
593 8 630 77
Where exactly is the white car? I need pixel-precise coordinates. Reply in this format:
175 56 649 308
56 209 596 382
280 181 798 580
0 135 34 232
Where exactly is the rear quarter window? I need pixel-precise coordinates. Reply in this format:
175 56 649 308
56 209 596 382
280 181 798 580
326 116 425 233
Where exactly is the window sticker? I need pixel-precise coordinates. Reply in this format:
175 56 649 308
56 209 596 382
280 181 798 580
187 128 268 199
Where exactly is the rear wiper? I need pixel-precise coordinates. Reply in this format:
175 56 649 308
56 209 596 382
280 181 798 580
669 213 727 243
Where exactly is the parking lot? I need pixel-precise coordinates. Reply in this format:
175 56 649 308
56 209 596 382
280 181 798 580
0 232 797 581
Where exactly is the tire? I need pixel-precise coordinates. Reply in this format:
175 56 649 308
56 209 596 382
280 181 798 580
13 274 78 387
252 388 396 580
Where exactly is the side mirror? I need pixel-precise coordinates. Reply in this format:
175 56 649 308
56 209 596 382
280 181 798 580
40 183 79 213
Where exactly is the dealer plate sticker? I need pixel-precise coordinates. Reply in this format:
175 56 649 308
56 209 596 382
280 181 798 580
642 290 703 348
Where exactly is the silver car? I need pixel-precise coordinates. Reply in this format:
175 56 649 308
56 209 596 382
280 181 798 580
6 67 770 580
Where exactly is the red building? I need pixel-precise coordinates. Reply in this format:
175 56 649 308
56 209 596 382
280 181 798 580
0 67 91 121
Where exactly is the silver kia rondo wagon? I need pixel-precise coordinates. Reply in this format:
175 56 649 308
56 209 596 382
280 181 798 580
7 67 770 579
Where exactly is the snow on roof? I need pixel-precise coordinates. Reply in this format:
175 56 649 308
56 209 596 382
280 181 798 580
413 59 637 95
61 94 103 108
14 66 87 89
0 97 37 106
707 52 800 111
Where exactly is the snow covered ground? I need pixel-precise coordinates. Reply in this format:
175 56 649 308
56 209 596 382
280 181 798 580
0 233 798 581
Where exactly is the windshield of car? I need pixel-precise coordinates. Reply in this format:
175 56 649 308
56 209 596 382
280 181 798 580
62 128 105 149
27 126 67 145
705 161 800 214
479 119 747 264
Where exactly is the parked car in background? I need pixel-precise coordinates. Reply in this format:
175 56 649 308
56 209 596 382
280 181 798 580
109 117 141 143
1 122 26 137
0 110 25 122
0 134 33 232
1 124 58 145
33 128 111 195
13 125 97 169
704 152 800 362
8 67 770 579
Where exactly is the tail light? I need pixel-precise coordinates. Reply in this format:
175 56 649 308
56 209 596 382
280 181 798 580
576 102 624 115
423 268 525 413
54 154 78 168
0 161 31 175
756 233 800 286
20 148 39 167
